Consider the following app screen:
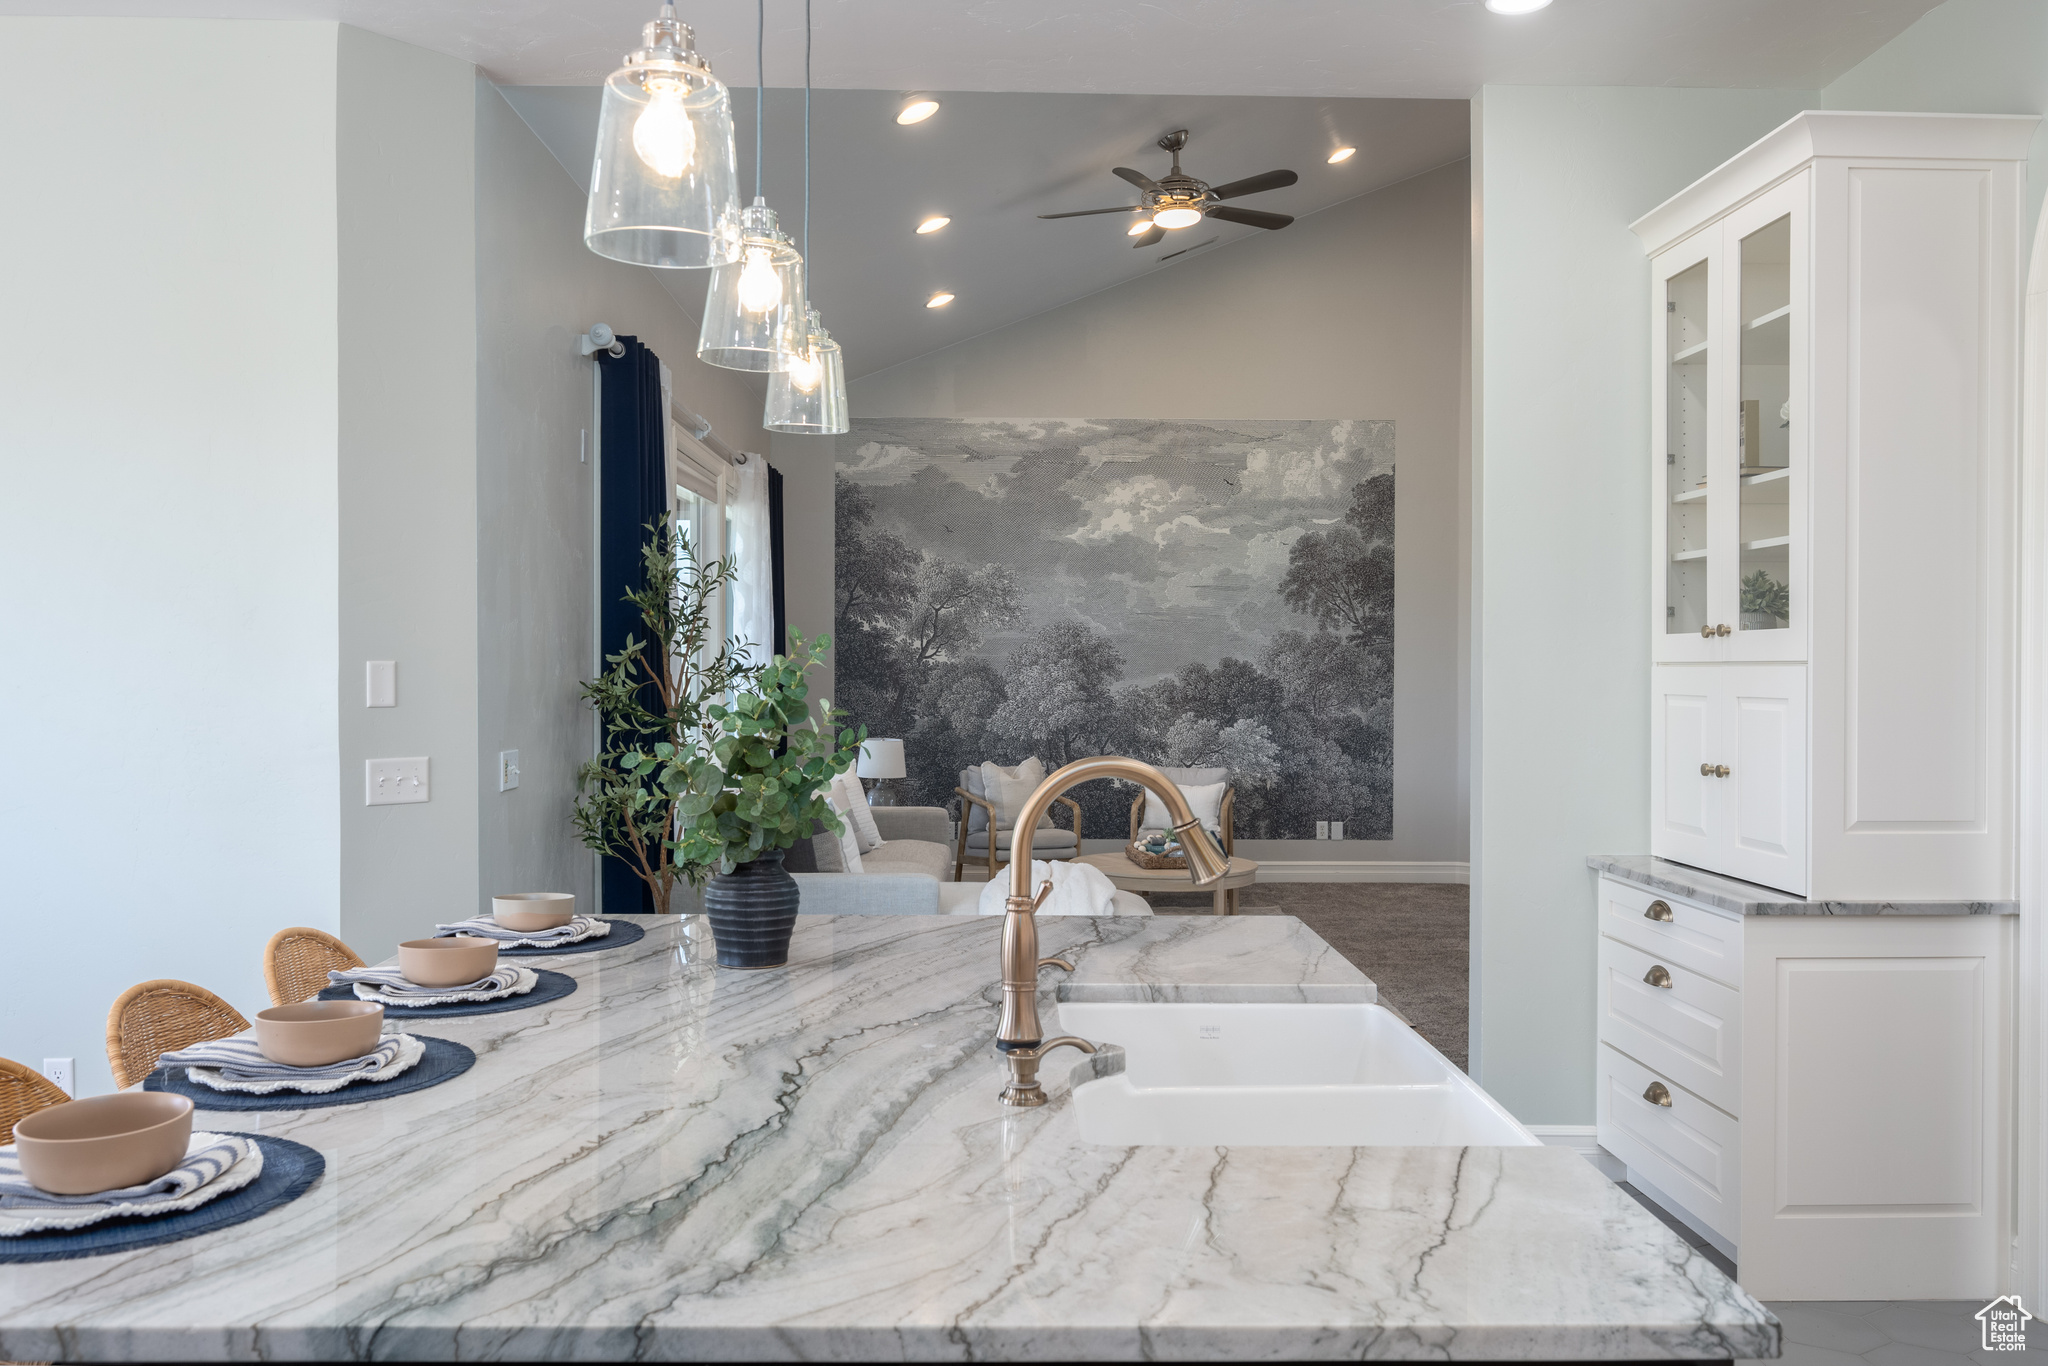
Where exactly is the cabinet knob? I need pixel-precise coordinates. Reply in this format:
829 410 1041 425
1717 623 1732 637
1698 763 1731 778
1699 623 1731 638
1643 1080 1673 1107
1644 900 1674 923
1644 964 1674 989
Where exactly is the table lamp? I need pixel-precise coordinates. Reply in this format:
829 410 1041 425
856 739 906 806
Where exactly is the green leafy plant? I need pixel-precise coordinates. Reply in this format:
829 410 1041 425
1739 569 1790 622
573 520 751 914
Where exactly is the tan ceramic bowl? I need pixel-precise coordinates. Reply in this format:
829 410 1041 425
254 1000 385 1066
14 1092 195 1196
492 892 575 932
398 936 499 988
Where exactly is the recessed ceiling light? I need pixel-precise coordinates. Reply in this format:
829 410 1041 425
1328 146 1357 164
896 98 940 125
1126 218 1155 236
916 216 950 234
926 291 954 308
1484 0 1552 12
1152 206 1203 230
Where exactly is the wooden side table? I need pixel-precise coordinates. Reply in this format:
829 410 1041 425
1075 852 1259 916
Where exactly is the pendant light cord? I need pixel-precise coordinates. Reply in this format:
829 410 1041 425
803 0 812 269
753 0 764 202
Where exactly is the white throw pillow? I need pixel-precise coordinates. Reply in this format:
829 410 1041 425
976 859 1120 916
979 757 1052 830
823 775 864 873
1142 781 1227 839
839 772 883 853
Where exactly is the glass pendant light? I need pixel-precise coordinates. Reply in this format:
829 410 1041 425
697 0 806 372
765 308 848 433
584 3 741 269
697 200 806 370
763 0 849 434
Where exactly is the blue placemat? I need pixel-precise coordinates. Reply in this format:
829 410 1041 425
317 967 577 1018
143 1035 475 1111
0 1133 324 1264
497 917 647 957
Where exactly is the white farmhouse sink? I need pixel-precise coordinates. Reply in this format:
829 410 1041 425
1056 1001 1539 1147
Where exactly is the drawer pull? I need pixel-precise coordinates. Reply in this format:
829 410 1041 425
1644 900 1674 923
1644 964 1673 989
1643 1080 1673 1107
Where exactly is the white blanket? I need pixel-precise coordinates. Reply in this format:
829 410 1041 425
977 859 1123 916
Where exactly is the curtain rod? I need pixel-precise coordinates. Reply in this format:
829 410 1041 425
580 324 751 466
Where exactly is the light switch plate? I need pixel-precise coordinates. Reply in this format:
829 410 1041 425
1331 820 1345 841
366 757 430 806
365 660 396 708
42 1058 74 1098
1314 821 1330 840
498 749 520 792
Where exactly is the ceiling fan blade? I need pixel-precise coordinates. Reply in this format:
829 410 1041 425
1130 224 1166 248
1208 168 1299 200
1112 165 1162 193
1206 205 1294 230
1037 206 1146 219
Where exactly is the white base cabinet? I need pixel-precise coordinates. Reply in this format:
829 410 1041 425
1594 876 2012 1300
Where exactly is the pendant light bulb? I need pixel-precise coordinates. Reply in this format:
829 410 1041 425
764 307 847 434
787 347 822 393
737 244 784 313
631 78 697 177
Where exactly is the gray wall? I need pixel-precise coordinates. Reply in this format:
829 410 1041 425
845 159 1472 868
476 80 774 917
336 27 481 966
1468 85 1814 1123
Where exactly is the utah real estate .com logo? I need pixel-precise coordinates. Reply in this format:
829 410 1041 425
1980 1296 2033 1352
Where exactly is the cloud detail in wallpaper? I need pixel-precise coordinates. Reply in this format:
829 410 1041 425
834 417 1393 841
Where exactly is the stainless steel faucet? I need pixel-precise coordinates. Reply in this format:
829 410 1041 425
995 756 1230 1107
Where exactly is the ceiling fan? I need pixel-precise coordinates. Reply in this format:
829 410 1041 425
1038 129 1298 248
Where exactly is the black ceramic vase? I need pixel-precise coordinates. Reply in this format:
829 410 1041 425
703 850 800 969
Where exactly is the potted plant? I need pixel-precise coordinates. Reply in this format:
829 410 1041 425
1739 569 1789 631
574 520 863 967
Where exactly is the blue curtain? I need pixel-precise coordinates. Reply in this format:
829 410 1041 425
768 462 787 659
596 336 666 916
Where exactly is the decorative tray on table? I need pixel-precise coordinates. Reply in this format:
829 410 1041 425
1124 841 1187 871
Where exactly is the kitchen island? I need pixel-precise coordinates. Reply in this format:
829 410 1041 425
0 914 1777 1361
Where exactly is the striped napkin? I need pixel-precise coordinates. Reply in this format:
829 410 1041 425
432 914 609 949
157 1034 424 1094
327 963 538 1008
0 1132 263 1236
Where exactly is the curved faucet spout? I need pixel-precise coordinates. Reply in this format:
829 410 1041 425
995 755 1231 1107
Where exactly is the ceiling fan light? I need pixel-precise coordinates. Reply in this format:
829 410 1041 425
926 291 955 308
1327 146 1357 164
1126 217 1156 236
896 98 940 125
1152 206 1203 230
916 215 950 234
1484 0 1552 12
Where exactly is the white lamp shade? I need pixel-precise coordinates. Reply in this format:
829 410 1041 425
583 12 741 270
856 739 906 780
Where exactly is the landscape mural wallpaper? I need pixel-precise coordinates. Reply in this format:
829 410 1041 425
833 417 1394 841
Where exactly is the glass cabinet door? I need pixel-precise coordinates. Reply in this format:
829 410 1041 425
1655 231 1724 660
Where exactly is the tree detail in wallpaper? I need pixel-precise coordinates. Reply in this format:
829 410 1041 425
834 418 1394 840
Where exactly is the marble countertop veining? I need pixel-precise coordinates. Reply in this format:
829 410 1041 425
1589 853 2018 916
0 914 1778 1362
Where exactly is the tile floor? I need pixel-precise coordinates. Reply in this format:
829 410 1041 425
1741 1298 2035 1366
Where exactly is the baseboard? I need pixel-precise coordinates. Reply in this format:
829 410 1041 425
1528 1125 1628 1182
1250 860 1470 884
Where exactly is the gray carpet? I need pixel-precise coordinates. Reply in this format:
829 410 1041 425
1144 883 1470 1071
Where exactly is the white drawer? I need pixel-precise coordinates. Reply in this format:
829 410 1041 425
1598 936 1742 1116
1598 877 1742 988
1596 1044 1741 1246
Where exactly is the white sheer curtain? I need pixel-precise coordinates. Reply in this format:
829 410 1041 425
728 455 775 663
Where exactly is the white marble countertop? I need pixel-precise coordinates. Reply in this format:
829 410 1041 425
0 914 1777 1361
1589 854 2018 916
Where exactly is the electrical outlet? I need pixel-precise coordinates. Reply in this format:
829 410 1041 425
1331 820 1345 841
1315 821 1330 840
366 757 430 806
42 1057 74 1097
498 749 521 792
365 660 396 708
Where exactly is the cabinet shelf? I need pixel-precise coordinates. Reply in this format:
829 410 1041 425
1671 339 1710 364
1671 548 1709 562
1740 535 1791 552
1673 485 1709 504
1741 466 1791 486
1745 304 1791 331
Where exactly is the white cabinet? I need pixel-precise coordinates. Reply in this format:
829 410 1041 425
1634 111 2030 900
1594 876 2013 1299
1652 665 1806 893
